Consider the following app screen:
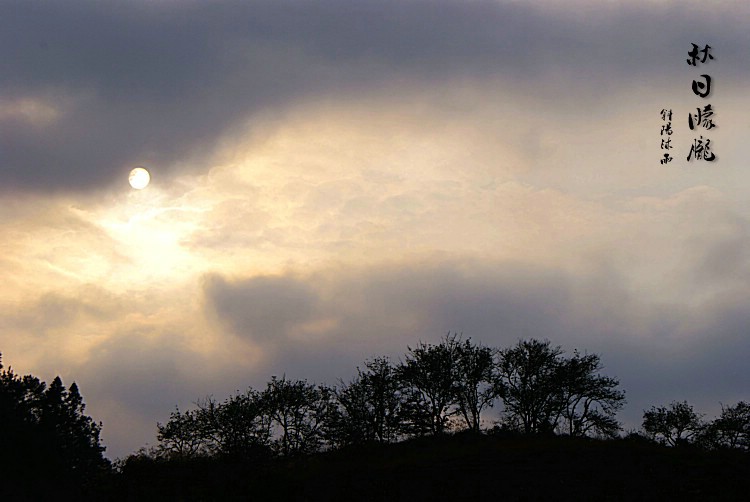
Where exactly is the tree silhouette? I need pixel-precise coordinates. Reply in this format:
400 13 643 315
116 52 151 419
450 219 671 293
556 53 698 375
496 339 564 434
398 334 462 435
643 400 705 446
495 340 624 437
0 353 108 497
701 401 750 450
147 337 627 470
328 357 404 446
556 351 625 438
42 378 107 472
453 337 498 433
196 390 274 458
157 407 209 458
263 376 333 455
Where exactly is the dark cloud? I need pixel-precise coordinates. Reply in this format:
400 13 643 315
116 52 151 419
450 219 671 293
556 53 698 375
204 273 317 342
2 0 747 193
75 328 211 457
83 330 186 416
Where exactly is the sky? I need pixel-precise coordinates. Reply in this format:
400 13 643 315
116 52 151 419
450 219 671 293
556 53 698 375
1 0 749 459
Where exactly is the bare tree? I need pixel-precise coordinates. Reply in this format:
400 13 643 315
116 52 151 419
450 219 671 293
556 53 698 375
556 351 625 438
156 407 208 458
329 357 403 446
454 337 499 433
263 376 333 455
642 400 704 446
398 334 462 435
496 339 564 434
195 390 274 458
496 340 624 437
701 401 750 450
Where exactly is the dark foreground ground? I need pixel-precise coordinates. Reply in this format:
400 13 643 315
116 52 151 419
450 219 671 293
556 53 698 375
28 433 750 501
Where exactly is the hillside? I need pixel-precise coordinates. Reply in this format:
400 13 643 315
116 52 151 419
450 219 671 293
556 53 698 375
105 433 749 501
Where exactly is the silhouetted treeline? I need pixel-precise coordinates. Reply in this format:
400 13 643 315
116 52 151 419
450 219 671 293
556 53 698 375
146 336 628 461
0 353 109 500
2 337 748 500
641 399 750 450
133 335 748 464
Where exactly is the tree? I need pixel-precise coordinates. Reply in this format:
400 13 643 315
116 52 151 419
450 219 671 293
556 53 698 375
398 334 462 435
263 376 333 455
0 354 46 438
43 379 107 472
702 401 750 450
556 351 625 438
496 339 565 434
195 390 274 459
329 357 404 446
642 401 705 446
453 337 499 433
0 353 108 496
495 340 625 437
156 407 209 458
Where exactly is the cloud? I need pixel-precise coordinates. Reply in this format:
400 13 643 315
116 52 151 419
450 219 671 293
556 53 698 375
6 221 750 459
0 278 264 459
204 273 318 342
2 0 749 460
2 0 748 193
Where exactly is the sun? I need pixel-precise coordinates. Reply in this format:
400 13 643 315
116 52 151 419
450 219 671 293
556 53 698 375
128 167 151 189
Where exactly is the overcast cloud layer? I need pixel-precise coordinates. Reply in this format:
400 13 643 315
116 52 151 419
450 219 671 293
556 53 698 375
1 0 749 459
3 0 750 192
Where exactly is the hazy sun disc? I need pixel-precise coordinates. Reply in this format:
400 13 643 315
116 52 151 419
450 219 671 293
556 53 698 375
128 167 151 189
